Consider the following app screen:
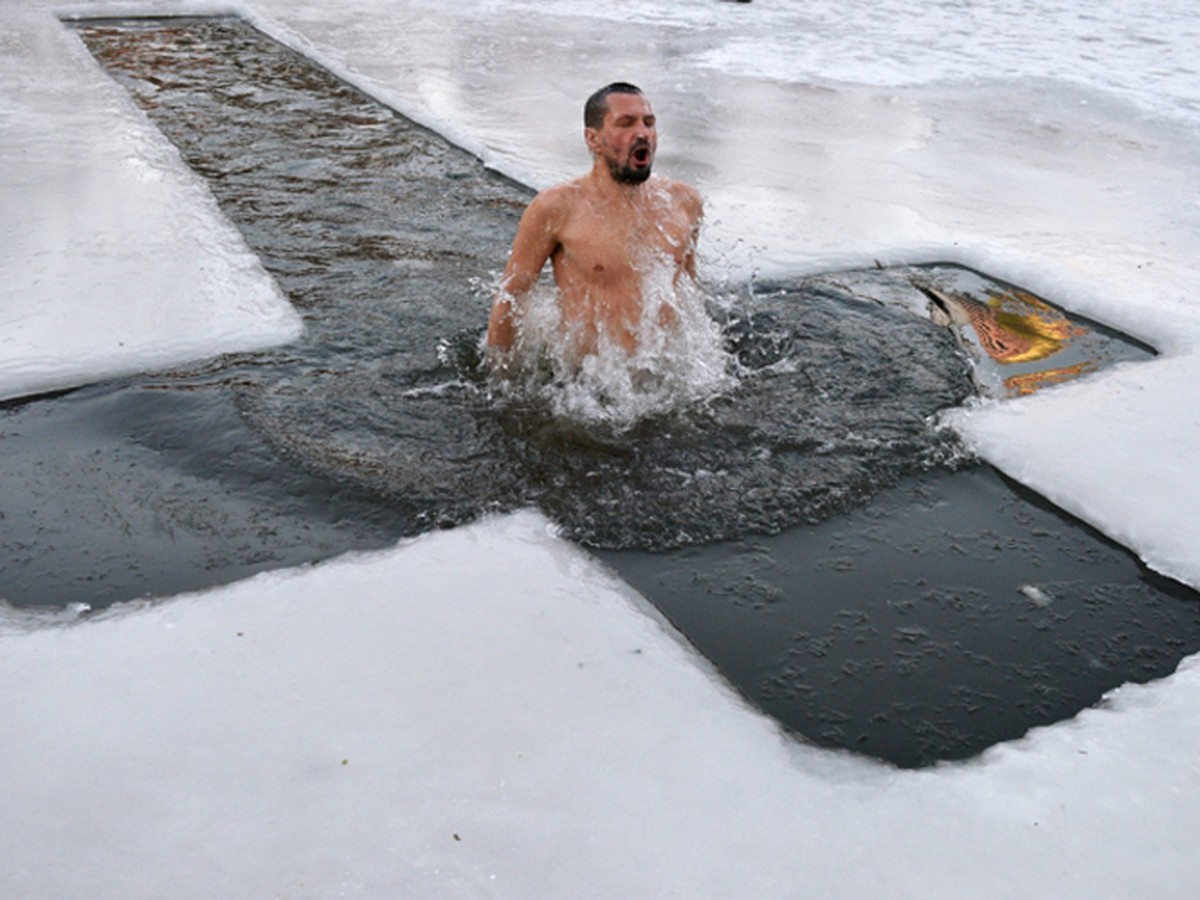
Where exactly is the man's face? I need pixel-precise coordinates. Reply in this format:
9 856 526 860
587 92 657 185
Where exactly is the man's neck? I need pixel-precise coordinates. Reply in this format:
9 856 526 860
588 161 650 202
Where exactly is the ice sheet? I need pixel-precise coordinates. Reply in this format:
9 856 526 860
5 0 1200 895
0 3 301 402
4 513 1199 898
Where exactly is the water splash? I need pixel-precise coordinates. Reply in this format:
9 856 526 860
485 270 734 429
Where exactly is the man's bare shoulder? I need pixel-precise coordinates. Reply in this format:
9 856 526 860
512 180 589 244
654 176 703 218
527 178 588 217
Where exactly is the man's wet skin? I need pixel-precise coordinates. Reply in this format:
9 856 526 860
486 88 704 362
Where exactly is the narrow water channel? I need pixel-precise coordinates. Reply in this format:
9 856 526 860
2 14 1192 767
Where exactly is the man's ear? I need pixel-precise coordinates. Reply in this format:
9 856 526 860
583 126 600 155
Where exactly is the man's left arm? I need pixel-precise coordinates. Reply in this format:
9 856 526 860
678 183 704 281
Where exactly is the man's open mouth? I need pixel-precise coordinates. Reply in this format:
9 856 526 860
632 145 651 166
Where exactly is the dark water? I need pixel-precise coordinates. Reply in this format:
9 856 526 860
599 466 1199 766
3 15 1192 767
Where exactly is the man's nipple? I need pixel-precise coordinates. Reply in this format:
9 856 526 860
594 264 605 272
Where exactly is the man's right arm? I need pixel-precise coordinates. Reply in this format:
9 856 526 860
486 190 562 353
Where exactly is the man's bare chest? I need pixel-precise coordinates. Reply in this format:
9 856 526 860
555 208 689 280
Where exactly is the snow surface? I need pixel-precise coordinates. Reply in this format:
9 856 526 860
5 512 1200 898
4 0 1200 896
0 2 301 403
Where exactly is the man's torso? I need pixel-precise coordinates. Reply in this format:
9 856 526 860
547 177 698 355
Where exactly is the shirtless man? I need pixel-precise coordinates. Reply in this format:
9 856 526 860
486 82 703 364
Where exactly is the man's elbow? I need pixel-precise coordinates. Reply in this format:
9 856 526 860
499 267 538 298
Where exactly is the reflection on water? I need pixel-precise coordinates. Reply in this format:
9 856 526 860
913 269 1153 397
20 15 1188 767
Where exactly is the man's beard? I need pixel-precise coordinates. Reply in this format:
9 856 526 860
607 157 653 184
606 142 653 184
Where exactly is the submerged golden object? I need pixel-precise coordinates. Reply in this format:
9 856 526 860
916 279 1105 398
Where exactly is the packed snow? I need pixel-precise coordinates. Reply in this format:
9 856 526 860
3 0 1200 896
0 3 301 403
6 512 1200 898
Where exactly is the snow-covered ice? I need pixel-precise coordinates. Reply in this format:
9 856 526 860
4 0 1200 895
5 512 1200 898
0 3 301 403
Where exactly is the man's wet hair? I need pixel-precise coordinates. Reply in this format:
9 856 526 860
584 82 644 130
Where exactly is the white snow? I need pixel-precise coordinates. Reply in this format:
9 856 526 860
0 3 301 403
4 0 1200 896
5 512 1200 898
